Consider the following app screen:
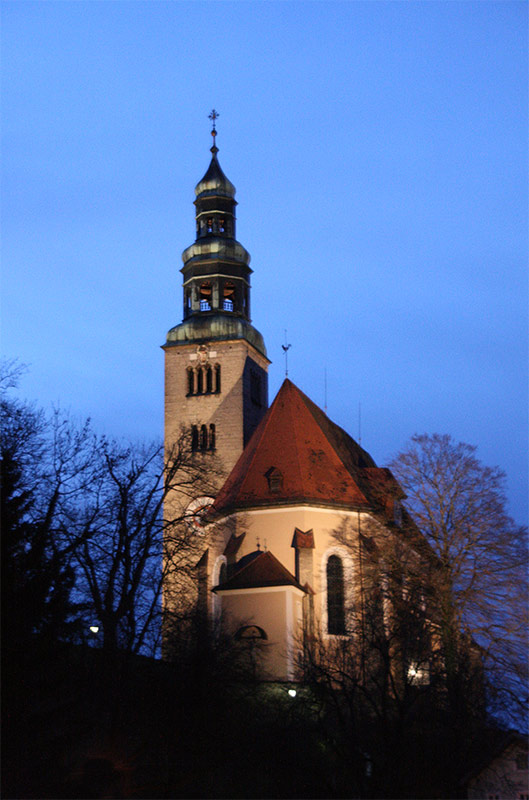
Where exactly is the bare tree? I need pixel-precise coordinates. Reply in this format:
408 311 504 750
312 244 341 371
1 363 96 645
57 431 224 657
389 433 528 727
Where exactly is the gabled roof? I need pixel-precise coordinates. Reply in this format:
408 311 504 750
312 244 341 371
213 379 380 515
213 550 306 592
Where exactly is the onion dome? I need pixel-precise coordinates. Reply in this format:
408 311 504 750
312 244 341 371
195 150 236 199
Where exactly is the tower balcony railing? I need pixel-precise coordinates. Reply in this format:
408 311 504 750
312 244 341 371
222 299 234 311
200 300 211 311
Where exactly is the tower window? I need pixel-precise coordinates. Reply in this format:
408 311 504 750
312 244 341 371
327 555 346 635
215 364 221 393
219 218 225 233
187 367 194 396
207 218 213 233
199 283 212 311
206 365 213 393
223 281 236 312
191 423 216 452
265 467 283 493
197 367 204 394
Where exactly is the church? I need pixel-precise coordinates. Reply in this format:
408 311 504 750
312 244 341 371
162 116 427 683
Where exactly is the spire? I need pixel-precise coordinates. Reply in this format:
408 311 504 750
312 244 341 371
194 109 235 199
165 115 268 360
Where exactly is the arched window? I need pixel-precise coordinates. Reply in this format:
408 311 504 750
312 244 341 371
200 425 208 450
207 218 213 233
219 218 225 233
191 425 199 452
196 367 203 395
209 424 216 450
215 364 221 393
206 365 213 393
327 555 346 635
187 367 194 396
223 281 236 312
219 561 227 584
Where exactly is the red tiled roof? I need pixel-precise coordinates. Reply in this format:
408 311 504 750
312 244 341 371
213 379 376 514
213 550 305 592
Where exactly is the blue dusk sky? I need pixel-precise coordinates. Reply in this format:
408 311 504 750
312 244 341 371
2 1 527 524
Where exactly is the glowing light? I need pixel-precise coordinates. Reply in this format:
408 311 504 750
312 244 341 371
288 688 297 698
89 625 100 633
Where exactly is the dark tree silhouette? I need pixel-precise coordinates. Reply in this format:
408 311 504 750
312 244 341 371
389 433 528 728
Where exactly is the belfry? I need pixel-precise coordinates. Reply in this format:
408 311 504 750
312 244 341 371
163 112 269 477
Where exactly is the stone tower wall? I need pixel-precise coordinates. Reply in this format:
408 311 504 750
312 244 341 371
164 338 269 482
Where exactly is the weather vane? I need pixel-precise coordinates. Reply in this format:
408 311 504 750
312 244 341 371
282 330 291 377
208 109 219 151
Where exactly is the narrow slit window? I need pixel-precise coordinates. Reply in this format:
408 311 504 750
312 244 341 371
200 425 208 450
191 425 199 452
206 366 213 393
215 364 221 393
187 368 194 396
196 367 203 394
209 424 216 450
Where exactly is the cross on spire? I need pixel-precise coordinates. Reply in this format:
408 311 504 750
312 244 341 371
282 330 292 377
208 109 219 153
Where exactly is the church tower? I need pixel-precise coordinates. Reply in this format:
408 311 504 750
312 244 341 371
163 112 269 480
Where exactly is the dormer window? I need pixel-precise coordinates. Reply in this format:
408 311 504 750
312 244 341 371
265 467 283 493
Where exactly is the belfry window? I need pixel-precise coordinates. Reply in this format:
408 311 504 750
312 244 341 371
207 218 213 233
200 425 208 450
327 555 346 635
191 425 199 452
219 218 225 233
209 424 216 450
223 282 235 312
187 364 220 396
199 283 212 311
